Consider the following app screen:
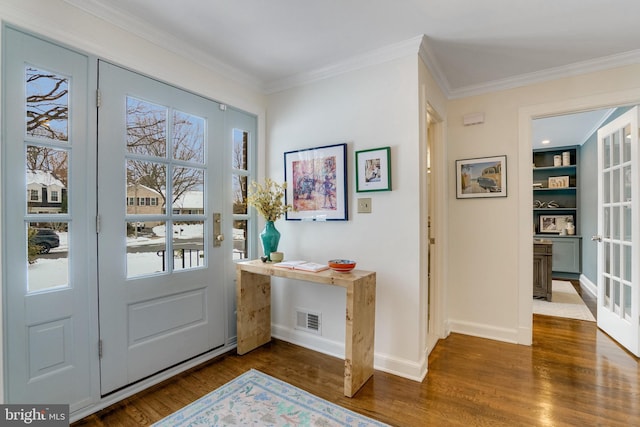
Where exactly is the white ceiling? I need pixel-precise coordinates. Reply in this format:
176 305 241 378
532 108 617 149
66 0 640 97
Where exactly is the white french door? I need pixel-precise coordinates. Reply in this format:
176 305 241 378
97 61 227 394
2 27 95 410
596 106 640 357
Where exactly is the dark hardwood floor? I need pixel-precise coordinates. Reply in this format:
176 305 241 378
567 278 597 318
74 314 639 427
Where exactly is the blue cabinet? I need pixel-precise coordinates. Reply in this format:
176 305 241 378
544 236 582 277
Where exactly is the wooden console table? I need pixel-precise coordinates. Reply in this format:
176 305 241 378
236 259 376 397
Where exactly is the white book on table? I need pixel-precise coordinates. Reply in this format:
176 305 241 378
273 260 329 272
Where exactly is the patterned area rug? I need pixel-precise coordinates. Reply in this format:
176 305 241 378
153 369 389 426
533 280 596 322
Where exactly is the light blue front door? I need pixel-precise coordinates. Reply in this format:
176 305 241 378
2 27 96 411
97 61 227 394
3 28 254 410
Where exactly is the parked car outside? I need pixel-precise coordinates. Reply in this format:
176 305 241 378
31 228 60 254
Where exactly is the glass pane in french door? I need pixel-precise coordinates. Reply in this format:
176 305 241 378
26 67 69 141
27 221 68 291
232 128 250 260
601 121 632 317
172 220 205 270
124 100 208 277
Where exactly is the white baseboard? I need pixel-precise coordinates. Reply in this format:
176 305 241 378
579 274 597 297
448 319 520 344
518 326 533 346
271 323 426 381
271 323 344 359
374 351 427 382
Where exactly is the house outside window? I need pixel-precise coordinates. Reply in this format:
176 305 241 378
26 170 66 214
126 184 164 217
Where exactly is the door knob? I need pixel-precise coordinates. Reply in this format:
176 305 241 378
591 235 602 242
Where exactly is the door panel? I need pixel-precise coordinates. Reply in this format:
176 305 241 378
597 106 639 357
2 27 95 410
97 61 226 394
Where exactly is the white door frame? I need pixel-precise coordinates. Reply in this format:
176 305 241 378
517 89 640 345
425 105 447 354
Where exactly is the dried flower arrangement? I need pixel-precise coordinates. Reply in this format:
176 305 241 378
246 178 292 222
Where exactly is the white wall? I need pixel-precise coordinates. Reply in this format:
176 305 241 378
447 64 640 344
0 0 267 403
266 55 428 378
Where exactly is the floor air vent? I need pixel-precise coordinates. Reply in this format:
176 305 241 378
296 309 321 335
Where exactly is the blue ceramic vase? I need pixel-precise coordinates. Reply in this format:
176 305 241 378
260 221 281 261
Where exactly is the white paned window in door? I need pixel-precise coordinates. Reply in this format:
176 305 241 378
596 106 640 357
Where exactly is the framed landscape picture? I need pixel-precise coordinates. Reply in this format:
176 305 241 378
456 155 507 199
355 146 392 192
284 143 348 221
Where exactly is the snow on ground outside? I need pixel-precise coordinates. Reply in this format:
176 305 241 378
28 224 208 291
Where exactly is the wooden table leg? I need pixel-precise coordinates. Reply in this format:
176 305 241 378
344 273 376 397
236 270 271 355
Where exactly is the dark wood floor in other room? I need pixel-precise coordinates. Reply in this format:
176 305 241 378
74 315 639 427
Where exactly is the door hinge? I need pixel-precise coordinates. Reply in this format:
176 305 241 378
96 89 102 108
96 215 101 234
98 340 103 358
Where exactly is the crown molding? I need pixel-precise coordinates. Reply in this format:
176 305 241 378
265 35 425 94
62 0 264 92
46 2 640 99
448 49 640 100
417 35 452 98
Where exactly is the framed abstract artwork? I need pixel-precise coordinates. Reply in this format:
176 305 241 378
284 143 348 221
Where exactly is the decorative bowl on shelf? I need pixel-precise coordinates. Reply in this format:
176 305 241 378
328 259 356 273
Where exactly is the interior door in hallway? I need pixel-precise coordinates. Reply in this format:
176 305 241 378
97 61 226 394
596 106 640 357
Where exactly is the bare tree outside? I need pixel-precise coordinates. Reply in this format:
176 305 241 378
26 67 69 141
25 67 70 187
232 129 248 215
126 97 205 208
25 68 70 218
